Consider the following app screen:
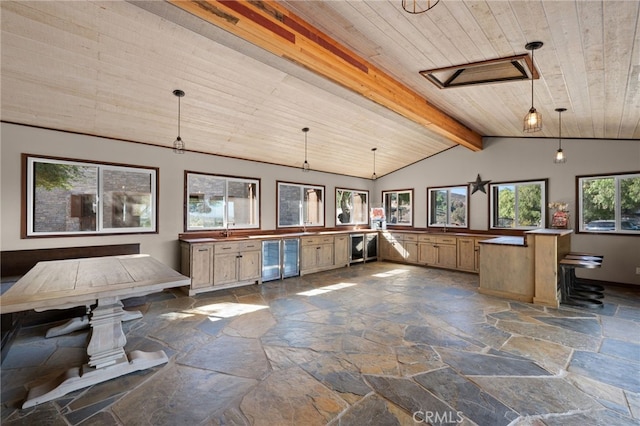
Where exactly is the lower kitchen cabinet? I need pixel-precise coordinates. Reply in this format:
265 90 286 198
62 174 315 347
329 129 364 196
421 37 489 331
434 236 457 269
181 230 494 295
300 235 335 275
418 235 437 265
180 242 214 291
384 232 495 274
214 241 261 286
181 239 262 295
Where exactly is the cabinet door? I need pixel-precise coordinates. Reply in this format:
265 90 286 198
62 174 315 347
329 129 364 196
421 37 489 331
214 252 238 285
191 244 214 288
386 239 404 261
334 236 349 266
318 243 335 268
404 241 419 263
418 243 437 265
301 245 318 271
456 238 475 271
437 244 458 269
239 250 261 282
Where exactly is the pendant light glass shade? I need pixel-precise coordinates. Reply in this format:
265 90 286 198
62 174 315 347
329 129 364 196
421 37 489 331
173 89 185 154
523 42 543 133
554 108 567 164
371 147 378 180
301 127 310 172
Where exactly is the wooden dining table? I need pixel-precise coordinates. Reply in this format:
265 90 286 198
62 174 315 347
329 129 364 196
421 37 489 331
0 254 190 408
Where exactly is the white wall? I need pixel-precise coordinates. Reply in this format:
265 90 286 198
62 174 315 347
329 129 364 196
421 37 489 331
375 136 640 285
0 123 371 270
2 123 639 285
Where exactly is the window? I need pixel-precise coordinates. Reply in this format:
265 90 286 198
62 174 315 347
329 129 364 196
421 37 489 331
427 185 468 229
25 155 157 236
336 188 369 226
489 179 547 230
578 172 640 234
186 172 259 231
383 189 413 226
277 182 324 228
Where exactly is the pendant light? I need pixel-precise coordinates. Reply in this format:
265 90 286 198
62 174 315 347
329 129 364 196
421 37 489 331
554 108 567 164
173 89 185 154
301 127 310 172
371 147 378 180
401 0 440 14
523 41 543 133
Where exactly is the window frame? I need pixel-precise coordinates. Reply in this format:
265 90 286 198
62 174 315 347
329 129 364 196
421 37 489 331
427 185 469 229
489 178 548 230
335 187 369 226
382 189 413 227
577 171 640 235
24 154 158 237
277 181 325 229
185 171 261 232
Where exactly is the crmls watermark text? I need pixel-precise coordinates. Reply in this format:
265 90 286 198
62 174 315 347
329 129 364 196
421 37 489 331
412 410 464 424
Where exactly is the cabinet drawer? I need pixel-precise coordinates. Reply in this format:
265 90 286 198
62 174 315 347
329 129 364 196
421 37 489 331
301 236 333 246
388 232 405 241
301 237 319 246
215 242 242 253
239 241 261 251
403 233 418 242
418 235 436 243
436 236 457 245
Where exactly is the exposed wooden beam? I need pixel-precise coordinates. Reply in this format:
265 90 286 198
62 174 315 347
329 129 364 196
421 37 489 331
168 0 483 151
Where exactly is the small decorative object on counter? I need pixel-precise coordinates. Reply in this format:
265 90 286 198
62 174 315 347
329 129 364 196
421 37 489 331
549 202 570 229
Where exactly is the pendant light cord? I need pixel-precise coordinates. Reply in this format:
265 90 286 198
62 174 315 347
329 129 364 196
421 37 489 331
530 48 535 109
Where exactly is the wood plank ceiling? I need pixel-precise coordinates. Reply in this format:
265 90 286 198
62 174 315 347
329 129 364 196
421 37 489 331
1 1 638 179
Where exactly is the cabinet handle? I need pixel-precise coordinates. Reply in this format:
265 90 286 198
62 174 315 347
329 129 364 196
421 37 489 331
198 248 208 252
221 247 232 250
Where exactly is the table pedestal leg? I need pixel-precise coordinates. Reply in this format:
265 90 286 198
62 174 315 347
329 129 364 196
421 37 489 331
45 309 143 339
22 297 168 409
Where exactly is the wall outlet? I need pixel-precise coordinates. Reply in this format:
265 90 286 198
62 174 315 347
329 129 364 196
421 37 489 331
636 267 640 275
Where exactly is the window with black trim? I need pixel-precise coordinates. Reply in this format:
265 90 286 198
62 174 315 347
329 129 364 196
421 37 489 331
427 185 468 229
186 172 260 231
383 189 413 226
25 155 157 236
278 182 324 228
578 172 640 234
336 188 369 225
489 179 547 229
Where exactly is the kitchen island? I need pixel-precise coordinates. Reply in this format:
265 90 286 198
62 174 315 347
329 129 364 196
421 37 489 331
478 229 572 307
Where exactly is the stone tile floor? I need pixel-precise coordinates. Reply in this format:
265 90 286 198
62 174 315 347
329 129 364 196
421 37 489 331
1 261 639 425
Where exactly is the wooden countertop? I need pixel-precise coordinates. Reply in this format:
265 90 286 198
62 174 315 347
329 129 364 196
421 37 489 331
180 228 506 244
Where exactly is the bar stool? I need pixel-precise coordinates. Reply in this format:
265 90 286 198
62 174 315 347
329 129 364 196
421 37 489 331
558 257 603 308
565 253 605 292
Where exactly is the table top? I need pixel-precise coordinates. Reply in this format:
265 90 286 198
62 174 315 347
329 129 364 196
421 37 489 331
0 254 190 314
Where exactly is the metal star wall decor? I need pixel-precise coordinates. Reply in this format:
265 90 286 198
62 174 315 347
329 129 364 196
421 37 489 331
469 174 491 194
